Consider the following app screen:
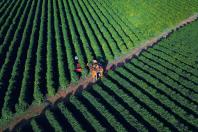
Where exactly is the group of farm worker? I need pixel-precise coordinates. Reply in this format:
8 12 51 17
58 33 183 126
74 56 104 81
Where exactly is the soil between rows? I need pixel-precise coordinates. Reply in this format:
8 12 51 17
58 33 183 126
1 14 198 131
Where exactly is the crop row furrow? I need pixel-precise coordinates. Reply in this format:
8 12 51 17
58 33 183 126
0 0 14 29
78 0 114 60
0 0 6 8
139 54 198 96
103 0 143 41
30 119 42 132
46 0 59 96
88 0 128 53
70 96 106 131
0 0 27 69
91 84 148 131
142 51 198 91
151 48 198 85
113 67 198 128
69 0 94 63
1 0 37 117
83 0 121 57
45 110 64 132
33 0 48 104
72 0 102 58
133 57 198 104
152 46 198 71
53 0 69 88
95 0 140 46
82 91 127 131
63 0 87 78
125 61 198 115
57 103 85 132
101 77 169 131
0 0 31 117
16 0 43 113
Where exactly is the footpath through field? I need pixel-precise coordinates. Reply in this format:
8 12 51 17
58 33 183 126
1 14 198 131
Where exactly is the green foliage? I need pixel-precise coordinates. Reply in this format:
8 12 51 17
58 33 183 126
17 0 42 110
70 96 106 131
82 91 127 131
46 0 56 96
1 0 35 117
30 119 42 132
15 22 198 128
45 110 64 132
92 84 147 131
1 0 198 129
15 102 29 113
57 103 85 132
107 0 198 39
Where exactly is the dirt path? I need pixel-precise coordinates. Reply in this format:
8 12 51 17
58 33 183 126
1 14 198 131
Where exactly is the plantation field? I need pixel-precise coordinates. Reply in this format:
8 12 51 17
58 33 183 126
13 19 198 131
109 0 198 38
0 0 198 126
0 0 139 120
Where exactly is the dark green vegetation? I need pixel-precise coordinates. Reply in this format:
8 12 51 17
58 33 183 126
0 0 139 121
14 20 198 132
0 0 198 126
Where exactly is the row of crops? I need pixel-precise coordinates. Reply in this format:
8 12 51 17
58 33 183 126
13 20 198 132
1 0 198 125
108 0 198 38
0 0 140 121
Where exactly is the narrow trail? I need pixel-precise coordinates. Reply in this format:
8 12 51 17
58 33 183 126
1 14 198 131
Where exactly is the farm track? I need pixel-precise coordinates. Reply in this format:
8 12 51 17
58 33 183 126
1 14 198 131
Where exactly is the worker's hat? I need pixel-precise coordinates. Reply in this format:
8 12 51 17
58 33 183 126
93 60 97 63
75 56 78 60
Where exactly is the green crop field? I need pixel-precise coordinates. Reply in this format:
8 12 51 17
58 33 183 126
0 0 198 130
109 0 198 38
13 20 198 131
0 0 138 120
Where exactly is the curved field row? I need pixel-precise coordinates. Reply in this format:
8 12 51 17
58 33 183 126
13 19 198 132
108 0 198 39
0 0 139 121
0 0 198 125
